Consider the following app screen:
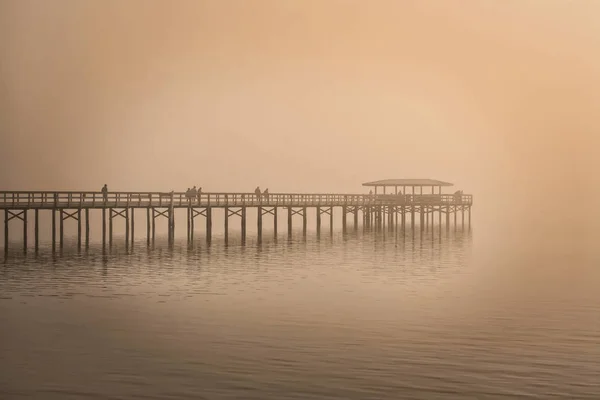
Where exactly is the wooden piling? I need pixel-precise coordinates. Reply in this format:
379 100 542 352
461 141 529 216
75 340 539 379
3 210 7 251
354 208 358 230
77 209 81 249
151 208 156 241
85 208 90 247
316 207 321 233
273 207 278 237
241 207 247 242
146 208 151 244
125 208 130 245
131 208 135 245
302 207 307 235
342 206 347 233
206 207 212 243
224 207 229 243
287 207 292 236
59 209 64 248
257 207 263 239
102 208 106 246
330 207 334 233
52 209 57 251
34 209 39 251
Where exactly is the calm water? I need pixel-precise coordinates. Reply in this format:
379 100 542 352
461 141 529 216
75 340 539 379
1 227 599 399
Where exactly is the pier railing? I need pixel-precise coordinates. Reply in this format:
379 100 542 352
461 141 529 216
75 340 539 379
0 191 473 209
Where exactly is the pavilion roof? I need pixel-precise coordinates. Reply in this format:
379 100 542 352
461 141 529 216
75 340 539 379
362 179 454 187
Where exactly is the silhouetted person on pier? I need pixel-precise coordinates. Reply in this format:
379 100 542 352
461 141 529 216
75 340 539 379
197 187 202 203
101 184 108 203
263 188 269 201
254 186 261 201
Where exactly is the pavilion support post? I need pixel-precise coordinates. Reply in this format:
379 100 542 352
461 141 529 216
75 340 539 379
77 209 81 249
85 209 90 247
34 209 39 251
468 206 472 229
287 207 292 236
206 207 212 244
454 206 457 231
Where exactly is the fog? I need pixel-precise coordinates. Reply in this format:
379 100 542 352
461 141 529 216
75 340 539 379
1 0 599 234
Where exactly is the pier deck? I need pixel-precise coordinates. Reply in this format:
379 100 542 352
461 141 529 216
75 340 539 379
1 189 473 252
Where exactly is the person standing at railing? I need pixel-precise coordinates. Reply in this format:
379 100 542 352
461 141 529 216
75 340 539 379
189 186 197 205
197 187 202 204
101 184 108 203
263 188 269 202
254 186 261 202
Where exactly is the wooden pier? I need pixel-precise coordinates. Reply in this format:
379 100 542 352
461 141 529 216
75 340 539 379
1 179 472 252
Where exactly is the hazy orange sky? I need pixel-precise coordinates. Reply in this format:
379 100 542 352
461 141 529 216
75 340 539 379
1 1 599 227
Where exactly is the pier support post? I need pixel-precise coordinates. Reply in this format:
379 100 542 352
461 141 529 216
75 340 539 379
342 206 347 233
151 208 156 242
189 208 194 242
354 208 359 230
146 208 151 245
287 207 292 236
330 207 334 234
4 210 8 251
186 207 191 242
241 207 247 242
316 207 321 234
446 206 450 231
85 209 90 247
22 210 27 251
401 206 406 233
461 207 465 229
77 209 81 249
59 209 64 249
131 208 135 245
125 208 130 246
102 208 106 247
273 207 278 238
419 206 424 231
53 209 57 251
257 207 263 240
302 207 307 235
224 206 229 244
206 207 212 244
411 206 415 231
109 208 113 247
425 207 429 231
454 207 457 231
34 209 39 251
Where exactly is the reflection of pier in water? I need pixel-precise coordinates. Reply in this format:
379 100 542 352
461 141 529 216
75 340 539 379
1 179 472 252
